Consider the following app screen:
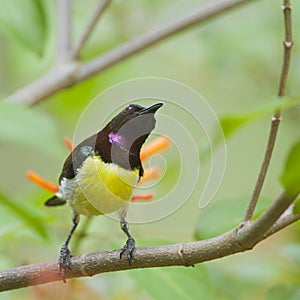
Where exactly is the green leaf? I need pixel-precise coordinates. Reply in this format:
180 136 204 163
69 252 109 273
219 96 300 139
220 115 249 137
0 0 47 55
194 196 272 240
0 191 48 238
130 265 213 300
0 102 64 158
203 96 300 160
265 284 300 300
280 140 300 196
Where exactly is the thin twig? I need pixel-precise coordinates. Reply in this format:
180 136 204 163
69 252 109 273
57 0 72 62
243 0 293 221
7 0 257 105
278 0 293 97
76 0 255 80
243 119 281 221
0 191 299 292
238 192 299 247
70 0 112 60
262 213 300 240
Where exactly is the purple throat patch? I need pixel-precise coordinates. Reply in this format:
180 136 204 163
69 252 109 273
108 132 123 146
108 132 135 156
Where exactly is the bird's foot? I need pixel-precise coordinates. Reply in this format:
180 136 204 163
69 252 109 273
58 243 72 282
120 237 135 265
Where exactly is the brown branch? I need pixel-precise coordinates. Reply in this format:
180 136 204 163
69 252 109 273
278 0 293 97
0 192 299 292
243 0 293 221
7 0 257 105
0 231 237 292
6 64 80 106
57 0 72 62
243 118 281 221
2 0 298 293
76 0 256 81
70 0 112 60
238 192 298 246
262 213 300 240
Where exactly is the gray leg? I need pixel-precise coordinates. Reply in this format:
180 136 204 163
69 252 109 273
119 206 135 264
59 212 79 282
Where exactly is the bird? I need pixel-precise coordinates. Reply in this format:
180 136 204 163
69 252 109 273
45 102 163 281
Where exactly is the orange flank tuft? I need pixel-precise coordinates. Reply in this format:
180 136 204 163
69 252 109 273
131 193 154 202
26 170 59 193
140 136 171 162
63 136 74 152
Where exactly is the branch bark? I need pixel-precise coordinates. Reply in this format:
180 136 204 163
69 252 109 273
7 0 256 105
243 0 293 221
70 0 112 60
262 213 300 240
0 231 238 292
238 192 298 246
57 0 72 62
278 0 293 97
1 0 298 294
76 0 255 81
0 191 298 292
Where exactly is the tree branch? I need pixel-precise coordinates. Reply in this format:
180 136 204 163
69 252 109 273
243 0 293 221
0 231 237 292
76 0 255 81
262 213 300 240
6 64 80 106
7 0 256 105
278 0 293 97
238 192 299 246
2 0 298 294
57 0 72 62
243 118 281 221
70 0 112 60
0 192 298 292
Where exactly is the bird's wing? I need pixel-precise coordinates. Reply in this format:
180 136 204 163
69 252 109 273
59 134 97 182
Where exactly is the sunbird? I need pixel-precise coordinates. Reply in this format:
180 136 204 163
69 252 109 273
45 103 163 280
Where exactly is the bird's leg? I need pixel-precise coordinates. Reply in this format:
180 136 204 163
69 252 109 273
59 212 79 282
119 210 135 264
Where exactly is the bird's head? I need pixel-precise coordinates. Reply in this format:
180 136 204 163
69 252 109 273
109 103 162 132
107 103 163 151
100 103 163 174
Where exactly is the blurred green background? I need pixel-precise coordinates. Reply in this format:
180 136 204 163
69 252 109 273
1 0 300 299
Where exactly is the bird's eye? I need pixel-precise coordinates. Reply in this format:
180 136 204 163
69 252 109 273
124 105 132 113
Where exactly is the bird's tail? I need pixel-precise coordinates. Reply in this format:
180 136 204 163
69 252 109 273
45 195 66 206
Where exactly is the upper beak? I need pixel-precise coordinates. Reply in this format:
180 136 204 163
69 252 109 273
139 103 163 115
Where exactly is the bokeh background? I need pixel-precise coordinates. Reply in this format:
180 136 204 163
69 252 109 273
0 0 300 299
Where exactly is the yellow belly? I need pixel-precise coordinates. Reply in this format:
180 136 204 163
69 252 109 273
63 156 139 216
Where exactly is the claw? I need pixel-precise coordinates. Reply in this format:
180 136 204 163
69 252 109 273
58 243 72 282
120 237 135 265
